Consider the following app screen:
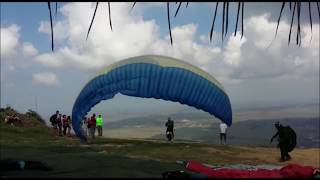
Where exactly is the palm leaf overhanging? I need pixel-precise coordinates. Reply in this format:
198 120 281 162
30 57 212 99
47 2 54 51
86 2 99 41
47 2 319 51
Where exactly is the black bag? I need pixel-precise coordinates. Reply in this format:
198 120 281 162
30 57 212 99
283 126 297 152
162 171 191 178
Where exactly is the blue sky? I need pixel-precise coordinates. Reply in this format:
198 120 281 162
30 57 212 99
1 2 319 121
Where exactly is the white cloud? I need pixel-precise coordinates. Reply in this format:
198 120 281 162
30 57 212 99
32 72 59 87
1 24 39 73
34 53 65 68
22 42 38 57
220 13 319 81
34 3 222 71
38 21 69 43
1 24 40 94
223 34 246 67
33 3 318 88
1 24 20 57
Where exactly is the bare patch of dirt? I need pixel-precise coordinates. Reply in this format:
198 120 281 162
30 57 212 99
237 147 320 167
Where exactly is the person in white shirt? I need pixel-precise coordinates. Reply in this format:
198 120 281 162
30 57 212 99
219 123 228 145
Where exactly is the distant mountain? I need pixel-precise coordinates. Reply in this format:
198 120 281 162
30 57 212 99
106 115 319 148
105 113 214 129
152 118 320 148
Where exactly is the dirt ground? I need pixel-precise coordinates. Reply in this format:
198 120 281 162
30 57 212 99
220 146 320 167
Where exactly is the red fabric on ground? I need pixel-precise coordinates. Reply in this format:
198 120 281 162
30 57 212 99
280 164 316 178
185 160 317 178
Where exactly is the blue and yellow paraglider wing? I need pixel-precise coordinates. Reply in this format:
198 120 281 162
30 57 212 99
72 55 232 141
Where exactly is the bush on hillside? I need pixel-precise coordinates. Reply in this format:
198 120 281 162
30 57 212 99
0 106 46 127
26 109 46 125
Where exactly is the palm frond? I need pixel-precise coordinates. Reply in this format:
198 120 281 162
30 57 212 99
317 2 320 21
241 2 244 39
234 2 240 36
108 2 113 31
174 2 182 17
48 2 54 51
130 2 136 12
222 2 225 41
210 2 219 42
296 2 301 46
86 2 99 40
289 2 292 12
225 2 229 38
288 2 296 45
308 2 313 43
167 2 173 45
273 2 285 40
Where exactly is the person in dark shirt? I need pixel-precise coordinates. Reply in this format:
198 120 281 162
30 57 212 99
270 122 295 161
49 110 59 129
165 117 174 141
49 111 61 136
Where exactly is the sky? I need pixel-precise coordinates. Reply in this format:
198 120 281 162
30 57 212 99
1 2 319 121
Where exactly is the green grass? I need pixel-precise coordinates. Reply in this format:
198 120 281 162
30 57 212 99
0 125 183 177
0 120 261 177
2 107 317 177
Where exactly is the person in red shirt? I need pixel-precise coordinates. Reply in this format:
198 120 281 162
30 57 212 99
57 114 63 136
88 113 97 141
62 115 68 136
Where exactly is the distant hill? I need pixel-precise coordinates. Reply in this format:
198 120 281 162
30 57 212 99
154 118 320 148
105 115 319 148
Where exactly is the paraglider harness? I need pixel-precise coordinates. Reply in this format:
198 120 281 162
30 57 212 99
281 125 297 152
273 125 296 151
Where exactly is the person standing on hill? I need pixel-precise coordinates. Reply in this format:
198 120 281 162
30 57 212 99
66 116 72 136
165 117 174 141
57 114 63 136
88 113 97 140
96 114 104 136
86 117 90 137
270 122 296 162
81 116 88 137
219 122 228 145
49 110 59 131
62 115 68 136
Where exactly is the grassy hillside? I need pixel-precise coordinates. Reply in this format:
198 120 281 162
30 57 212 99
0 107 319 178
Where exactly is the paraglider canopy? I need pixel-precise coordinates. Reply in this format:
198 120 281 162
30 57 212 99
72 55 232 141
